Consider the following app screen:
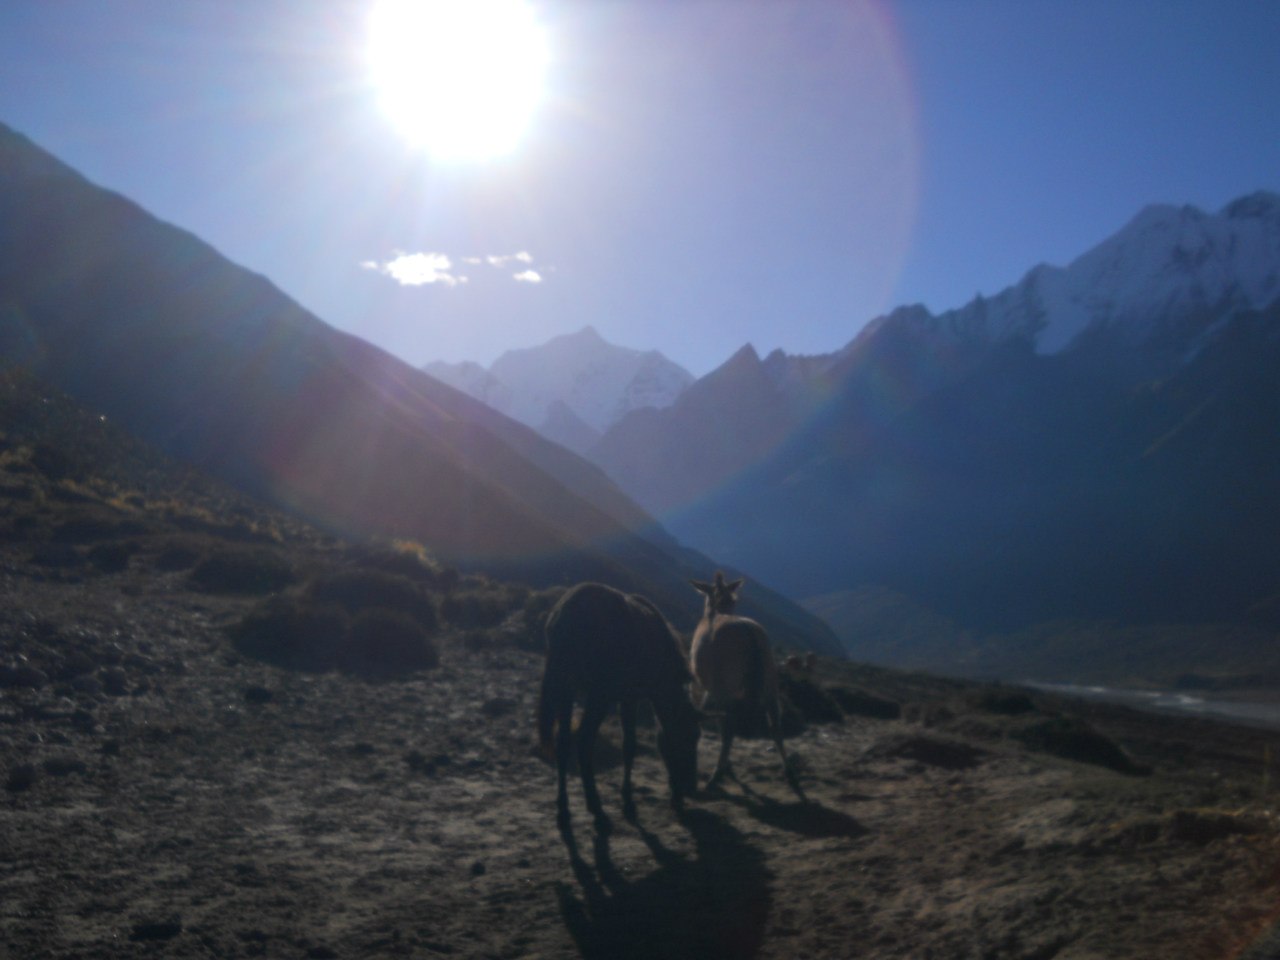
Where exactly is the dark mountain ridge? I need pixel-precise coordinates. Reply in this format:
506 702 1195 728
0 122 839 655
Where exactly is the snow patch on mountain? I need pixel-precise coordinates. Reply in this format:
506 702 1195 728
424 326 694 451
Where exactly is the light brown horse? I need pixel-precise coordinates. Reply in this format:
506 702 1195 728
538 583 702 830
690 572 806 800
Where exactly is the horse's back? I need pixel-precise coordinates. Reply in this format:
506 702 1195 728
692 615 775 709
545 582 686 697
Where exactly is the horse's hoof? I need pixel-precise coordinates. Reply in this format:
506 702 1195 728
593 812 614 836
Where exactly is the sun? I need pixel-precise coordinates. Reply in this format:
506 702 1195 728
367 0 549 162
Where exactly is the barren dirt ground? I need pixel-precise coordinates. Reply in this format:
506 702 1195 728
5 564 1280 960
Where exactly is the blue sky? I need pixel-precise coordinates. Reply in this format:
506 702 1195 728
1 1 1278 376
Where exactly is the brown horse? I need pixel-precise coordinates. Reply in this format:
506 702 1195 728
690 572 805 800
538 582 702 829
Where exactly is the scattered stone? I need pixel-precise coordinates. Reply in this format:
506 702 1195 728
470 861 486 877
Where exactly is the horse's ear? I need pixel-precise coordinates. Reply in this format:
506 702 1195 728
691 579 713 595
726 578 745 594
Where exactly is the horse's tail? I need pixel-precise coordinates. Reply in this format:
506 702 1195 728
537 612 567 758
536 667 559 758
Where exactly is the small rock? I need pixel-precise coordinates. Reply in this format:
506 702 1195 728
481 697 517 718
99 667 129 696
470 861 486 877
0 664 49 689
125 653 161 674
129 918 183 942
42 755 88 777
55 651 97 680
5 763 38 792
71 675 104 696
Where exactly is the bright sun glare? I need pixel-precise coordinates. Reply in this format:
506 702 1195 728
367 0 548 162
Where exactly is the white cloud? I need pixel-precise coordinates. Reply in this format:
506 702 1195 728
363 252 466 287
486 250 534 267
362 250 543 286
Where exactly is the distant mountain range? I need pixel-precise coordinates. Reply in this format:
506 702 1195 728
425 326 693 454
0 121 840 656
427 192 1280 679
600 192 1280 672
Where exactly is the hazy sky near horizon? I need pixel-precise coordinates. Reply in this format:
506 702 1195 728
1 1 1278 376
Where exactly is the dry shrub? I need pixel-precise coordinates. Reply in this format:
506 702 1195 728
307 569 438 631
336 608 440 678
779 673 845 725
439 581 531 629
154 538 202 572
827 686 902 720
231 598 349 672
1012 716 1146 775
343 541 459 591
87 540 136 573
188 545 295 594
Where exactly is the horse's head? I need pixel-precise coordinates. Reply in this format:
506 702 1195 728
656 696 702 805
691 571 743 618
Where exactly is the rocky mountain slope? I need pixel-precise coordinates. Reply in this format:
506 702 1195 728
3 374 1280 958
0 122 838 656
426 326 693 454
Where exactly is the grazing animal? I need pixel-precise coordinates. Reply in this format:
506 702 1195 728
690 572 806 800
538 583 702 829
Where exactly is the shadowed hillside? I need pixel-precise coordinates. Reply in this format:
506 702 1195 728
0 122 839 656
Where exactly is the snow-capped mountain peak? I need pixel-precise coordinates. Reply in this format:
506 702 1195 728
857 191 1280 364
423 326 694 453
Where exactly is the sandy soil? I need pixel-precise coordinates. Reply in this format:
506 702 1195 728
5 560 1280 960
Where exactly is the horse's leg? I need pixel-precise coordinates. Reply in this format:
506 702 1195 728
767 696 807 802
577 697 612 830
708 712 736 790
619 699 638 822
555 697 575 828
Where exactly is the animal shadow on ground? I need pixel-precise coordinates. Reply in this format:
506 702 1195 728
557 808 771 960
720 791 869 840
